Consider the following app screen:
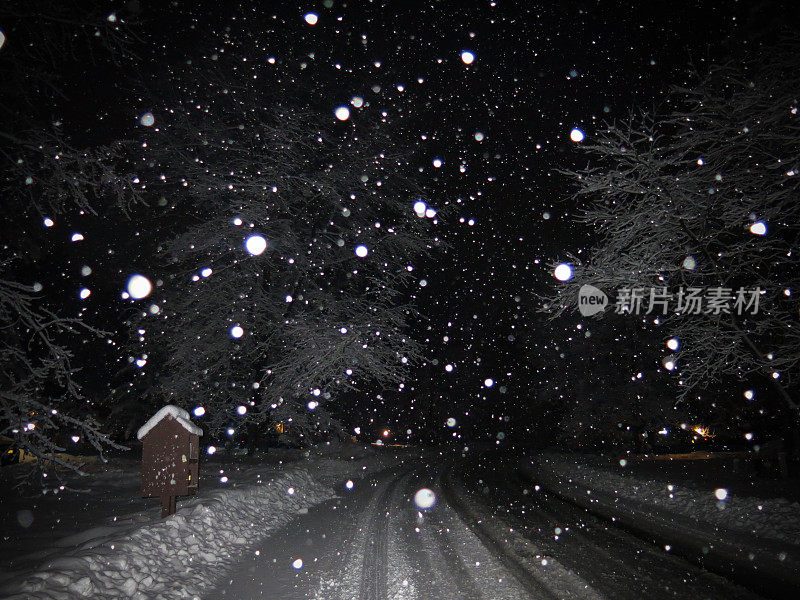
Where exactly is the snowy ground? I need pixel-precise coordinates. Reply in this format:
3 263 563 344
0 444 400 599
532 451 800 545
2 448 790 599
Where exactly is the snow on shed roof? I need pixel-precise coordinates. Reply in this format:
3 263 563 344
136 405 203 440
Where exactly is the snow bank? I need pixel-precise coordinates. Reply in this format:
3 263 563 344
535 452 800 545
1 467 334 600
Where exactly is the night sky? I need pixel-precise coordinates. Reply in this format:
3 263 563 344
15 0 792 445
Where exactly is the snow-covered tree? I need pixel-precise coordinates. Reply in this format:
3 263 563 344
126 61 438 442
542 42 800 423
0 2 141 468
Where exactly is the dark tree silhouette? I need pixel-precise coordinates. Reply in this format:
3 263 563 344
542 41 800 425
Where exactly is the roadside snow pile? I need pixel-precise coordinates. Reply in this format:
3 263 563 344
1 467 334 600
535 453 800 545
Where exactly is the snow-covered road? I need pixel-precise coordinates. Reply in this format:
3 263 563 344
210 455 765 600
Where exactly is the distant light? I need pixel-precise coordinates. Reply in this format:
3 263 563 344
292 558 303 569
335 106 351 121
71 232 84 242
461 50 475 65
236 405 247 415
127 274 153 299
749 221 767 236
355 245 368 257
245 234 267 255
139 112 155 127
744 389 754 400
714 488 728 501
666 338 680 351
43 217 54 227
570 128 584 142
414 488 436 509
351 96 364 108
207 445 216 455
484 378 494 388
79 288 91 299
304 12 318 25
682 255 697 270
193 406 206 417
553 263 573 281
230 325 244 338
446 417 457 427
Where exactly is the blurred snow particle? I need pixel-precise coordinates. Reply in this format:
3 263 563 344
292 558 304 569
236 405 247 415
461 50 475 65
345 480 354 490
355 244 368 257
79 288 91 299
193 406 206 417
126 274 153 299
304 12 318 25
351 96 364 108
682 255 697 270
714 488 728 501
484 378 494 388
432 158 443 168
414 488 436 509
744 389 754 400
335 106 351 121
16 510 33 528
245 234 267 255
570 128 584 142
139 112 155 127
81 265 92 276
71 232 84 242
749 221 767 235
230 325 244 338
43 217 54 227
474 131 484 141
666 338 680 351
554 263 573 281
207 445 216 455
413 200 427 217
446 417 457 427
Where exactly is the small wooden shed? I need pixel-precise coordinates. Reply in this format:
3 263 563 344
137 405 203 517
